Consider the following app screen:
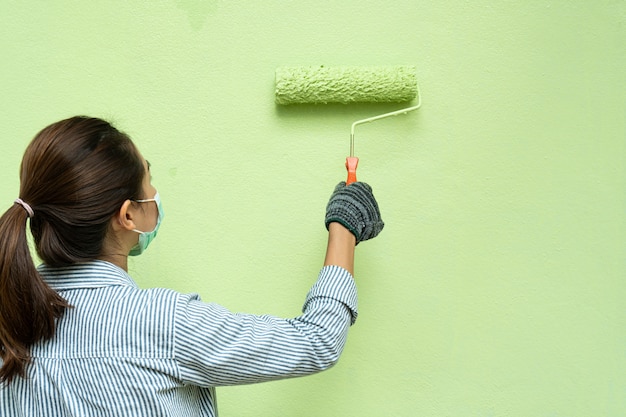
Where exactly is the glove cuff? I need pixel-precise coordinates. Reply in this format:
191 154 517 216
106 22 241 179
325 217 361 242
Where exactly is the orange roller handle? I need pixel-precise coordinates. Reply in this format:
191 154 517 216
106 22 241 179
345 156 359 185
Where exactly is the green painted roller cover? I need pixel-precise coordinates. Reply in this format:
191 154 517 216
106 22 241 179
275 65 418 104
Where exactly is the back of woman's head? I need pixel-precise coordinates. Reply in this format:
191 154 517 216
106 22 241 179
0 116 145 383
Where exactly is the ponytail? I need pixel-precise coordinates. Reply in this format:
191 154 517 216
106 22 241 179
0 115 144 384
0 203 69 384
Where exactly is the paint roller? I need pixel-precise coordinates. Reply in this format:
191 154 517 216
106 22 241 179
275 65 421 184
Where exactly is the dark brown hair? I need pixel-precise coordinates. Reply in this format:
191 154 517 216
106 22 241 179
0 116 145 383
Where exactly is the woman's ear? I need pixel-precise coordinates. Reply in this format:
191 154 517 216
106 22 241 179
114 200 137 231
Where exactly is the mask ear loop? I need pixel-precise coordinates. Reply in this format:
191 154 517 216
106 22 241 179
131 192 162 233
133 191 160 205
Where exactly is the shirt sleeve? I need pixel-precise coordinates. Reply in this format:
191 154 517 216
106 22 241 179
173 265 357 387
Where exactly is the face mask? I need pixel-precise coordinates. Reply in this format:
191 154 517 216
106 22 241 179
129 191 164 256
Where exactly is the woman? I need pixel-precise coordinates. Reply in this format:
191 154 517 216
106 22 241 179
0 116 383 416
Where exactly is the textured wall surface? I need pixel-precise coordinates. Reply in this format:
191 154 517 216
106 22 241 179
1 1 625 416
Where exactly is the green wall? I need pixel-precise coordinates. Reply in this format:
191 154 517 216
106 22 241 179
1 1 625 415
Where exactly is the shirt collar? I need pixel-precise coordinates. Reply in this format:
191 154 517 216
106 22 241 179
38 260 139 291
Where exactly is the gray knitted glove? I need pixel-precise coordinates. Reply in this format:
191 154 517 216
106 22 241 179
325 181 384 244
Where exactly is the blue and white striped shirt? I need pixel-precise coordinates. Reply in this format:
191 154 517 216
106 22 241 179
1 260 357 416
